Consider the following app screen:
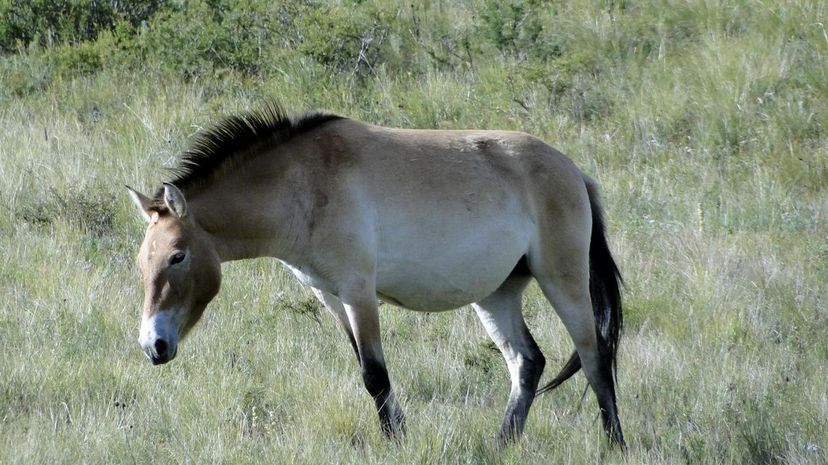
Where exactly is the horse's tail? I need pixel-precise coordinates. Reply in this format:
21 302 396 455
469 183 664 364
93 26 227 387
537 176 623 394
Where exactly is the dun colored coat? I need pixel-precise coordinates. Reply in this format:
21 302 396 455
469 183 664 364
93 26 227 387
127 104 625 447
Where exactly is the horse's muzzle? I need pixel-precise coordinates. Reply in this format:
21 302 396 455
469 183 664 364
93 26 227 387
139 310 180 365
143 338 177 365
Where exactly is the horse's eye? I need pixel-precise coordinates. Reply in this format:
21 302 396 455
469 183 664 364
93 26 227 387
169 251 186 265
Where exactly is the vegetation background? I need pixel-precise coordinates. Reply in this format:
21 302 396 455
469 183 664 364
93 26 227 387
0 0 825 463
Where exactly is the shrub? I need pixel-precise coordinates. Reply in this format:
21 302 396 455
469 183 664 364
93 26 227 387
0 0 165 53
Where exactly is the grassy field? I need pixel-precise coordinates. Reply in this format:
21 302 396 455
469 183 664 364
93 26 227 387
1 0 826 463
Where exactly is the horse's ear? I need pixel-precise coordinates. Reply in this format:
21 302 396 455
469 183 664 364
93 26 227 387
126 186 154 222
163 183 188 219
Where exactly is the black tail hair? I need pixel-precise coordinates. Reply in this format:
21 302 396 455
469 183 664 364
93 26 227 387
537 177 623 394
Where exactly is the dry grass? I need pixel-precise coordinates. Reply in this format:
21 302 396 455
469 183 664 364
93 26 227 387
1 0 826 463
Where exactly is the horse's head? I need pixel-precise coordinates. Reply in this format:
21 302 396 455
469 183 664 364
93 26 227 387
126 183 221 365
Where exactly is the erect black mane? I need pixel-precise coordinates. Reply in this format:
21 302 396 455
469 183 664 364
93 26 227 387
157 102 344 196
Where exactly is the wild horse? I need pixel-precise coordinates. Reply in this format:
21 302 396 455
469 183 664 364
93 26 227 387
127 104 625 447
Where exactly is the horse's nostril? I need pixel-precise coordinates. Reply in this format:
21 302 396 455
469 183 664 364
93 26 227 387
154 338 168 356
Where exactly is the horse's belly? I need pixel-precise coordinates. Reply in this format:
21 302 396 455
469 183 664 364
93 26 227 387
375 222 531 311
375 266 512 311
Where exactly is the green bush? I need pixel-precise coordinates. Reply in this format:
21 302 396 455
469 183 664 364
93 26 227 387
0 0 164 53
138 0 287 77
479 0 551 59
292 2 394 75
44 32 110 77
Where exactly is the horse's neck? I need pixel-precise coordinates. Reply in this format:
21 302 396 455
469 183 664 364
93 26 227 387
188 176 308 263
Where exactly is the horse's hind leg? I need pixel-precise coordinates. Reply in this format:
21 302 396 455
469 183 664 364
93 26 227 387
473 272 545 446
530 247 625 446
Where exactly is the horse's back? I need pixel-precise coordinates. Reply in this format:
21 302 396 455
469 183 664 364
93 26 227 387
326 119 585 209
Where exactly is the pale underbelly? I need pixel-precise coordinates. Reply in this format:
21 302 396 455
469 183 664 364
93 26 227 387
375 266 516 312
283 201 534 311
283 236 528 312
374 236 529 311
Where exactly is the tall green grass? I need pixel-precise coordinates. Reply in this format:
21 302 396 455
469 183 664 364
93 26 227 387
1 0 826 463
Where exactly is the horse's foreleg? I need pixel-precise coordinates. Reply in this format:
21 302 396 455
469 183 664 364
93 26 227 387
341 292 406 439
473 273 544 446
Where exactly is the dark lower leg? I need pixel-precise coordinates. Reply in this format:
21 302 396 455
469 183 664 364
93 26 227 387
361 357 406 437
592 337 625 448
498 347 546 445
